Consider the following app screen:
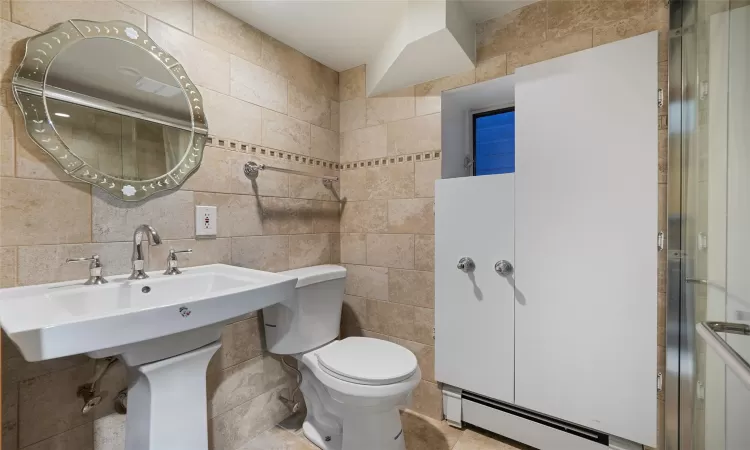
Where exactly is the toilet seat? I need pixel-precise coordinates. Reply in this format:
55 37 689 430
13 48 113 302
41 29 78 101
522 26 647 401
315 337 418 386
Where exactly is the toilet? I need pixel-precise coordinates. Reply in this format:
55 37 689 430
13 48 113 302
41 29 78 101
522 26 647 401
262 265 421 450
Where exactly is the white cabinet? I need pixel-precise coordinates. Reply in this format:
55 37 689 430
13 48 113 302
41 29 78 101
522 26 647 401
513 32 657 447
435 32 658 448
435 175 516 404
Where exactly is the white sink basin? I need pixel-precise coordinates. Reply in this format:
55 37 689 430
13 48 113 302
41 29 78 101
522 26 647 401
0 263 298 450
0 263 297 362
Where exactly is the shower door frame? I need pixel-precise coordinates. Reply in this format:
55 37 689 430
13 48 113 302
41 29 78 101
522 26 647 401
665 1 704 450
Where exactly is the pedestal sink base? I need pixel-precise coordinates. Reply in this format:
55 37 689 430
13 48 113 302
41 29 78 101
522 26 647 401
125 340 221 450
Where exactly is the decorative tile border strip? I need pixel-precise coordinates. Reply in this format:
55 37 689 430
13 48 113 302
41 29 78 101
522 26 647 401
205 135 341 170
204 135 440 173
341 151 442 171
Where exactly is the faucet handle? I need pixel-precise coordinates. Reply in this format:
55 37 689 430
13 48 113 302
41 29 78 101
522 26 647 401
66 254 101 265
66 255 108 285
165 249 192 275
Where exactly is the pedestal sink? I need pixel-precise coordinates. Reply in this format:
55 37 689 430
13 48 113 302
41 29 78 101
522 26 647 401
0 264 297 450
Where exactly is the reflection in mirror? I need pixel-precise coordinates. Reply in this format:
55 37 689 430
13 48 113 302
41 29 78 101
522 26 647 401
45 38 192 130
12 20 207 200
46 98 192 181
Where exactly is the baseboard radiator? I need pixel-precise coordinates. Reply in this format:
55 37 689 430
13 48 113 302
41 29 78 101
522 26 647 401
461 391 637 450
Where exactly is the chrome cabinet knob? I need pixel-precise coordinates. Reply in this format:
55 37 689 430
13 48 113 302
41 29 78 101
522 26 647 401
495 260 514 276
457 257 475 273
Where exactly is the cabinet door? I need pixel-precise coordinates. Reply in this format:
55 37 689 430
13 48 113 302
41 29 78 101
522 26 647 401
514 32 658 446
435 175 515 403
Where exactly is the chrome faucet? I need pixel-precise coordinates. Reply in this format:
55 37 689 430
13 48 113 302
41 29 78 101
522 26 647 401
129 224 162 280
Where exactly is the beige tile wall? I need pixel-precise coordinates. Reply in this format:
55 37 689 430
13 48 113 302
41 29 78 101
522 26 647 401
337 1 669 446
0 1 340 449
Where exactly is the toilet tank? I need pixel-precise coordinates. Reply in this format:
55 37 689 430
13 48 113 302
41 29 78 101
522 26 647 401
262 265 347 355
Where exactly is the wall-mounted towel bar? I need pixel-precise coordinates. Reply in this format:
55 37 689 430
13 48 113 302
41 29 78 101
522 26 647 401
696 321 750 391
244 161 338 187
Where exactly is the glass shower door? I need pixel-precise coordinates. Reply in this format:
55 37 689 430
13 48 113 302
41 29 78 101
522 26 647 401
680 1 750 449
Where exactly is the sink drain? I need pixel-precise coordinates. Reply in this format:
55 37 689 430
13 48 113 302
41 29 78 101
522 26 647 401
141 286 151 294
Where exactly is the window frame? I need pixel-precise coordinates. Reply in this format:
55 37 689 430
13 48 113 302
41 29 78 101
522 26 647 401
472 106 516 176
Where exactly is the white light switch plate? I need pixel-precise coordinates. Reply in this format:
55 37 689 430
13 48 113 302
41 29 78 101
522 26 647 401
195 205 217 236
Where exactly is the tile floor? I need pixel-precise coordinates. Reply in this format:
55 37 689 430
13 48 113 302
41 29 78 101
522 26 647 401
240 409 534 450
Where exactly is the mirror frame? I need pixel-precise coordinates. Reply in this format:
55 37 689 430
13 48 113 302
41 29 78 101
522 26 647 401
12 19 208 201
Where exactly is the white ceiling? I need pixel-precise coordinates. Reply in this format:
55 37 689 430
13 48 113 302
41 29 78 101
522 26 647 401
209 0 535 73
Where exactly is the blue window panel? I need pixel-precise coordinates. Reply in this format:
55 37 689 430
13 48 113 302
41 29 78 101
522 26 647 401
474 110 515 176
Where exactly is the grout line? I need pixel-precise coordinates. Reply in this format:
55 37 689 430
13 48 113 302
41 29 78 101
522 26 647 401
19 420 95 450
12 245 18 287
209 381 288 423
90 183 94 242
273 425 309 444
13 240 136 248
0 174 88 185
213 351 265 378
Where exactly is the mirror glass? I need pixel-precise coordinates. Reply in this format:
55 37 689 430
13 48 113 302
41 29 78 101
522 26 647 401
45 99 192 181
12 20 207 200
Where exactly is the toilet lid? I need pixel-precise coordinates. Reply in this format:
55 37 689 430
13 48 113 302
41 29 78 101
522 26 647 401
316 337 418 386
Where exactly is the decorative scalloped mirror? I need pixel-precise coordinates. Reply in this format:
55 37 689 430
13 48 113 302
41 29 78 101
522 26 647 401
12 20 208 201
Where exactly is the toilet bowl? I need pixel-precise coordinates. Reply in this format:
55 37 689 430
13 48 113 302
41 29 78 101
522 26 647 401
262 265 421 450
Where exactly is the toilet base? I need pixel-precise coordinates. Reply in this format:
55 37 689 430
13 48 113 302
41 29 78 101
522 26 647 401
341 409 407 450
303 420 342 450
303 411 406 450
298 364 409 450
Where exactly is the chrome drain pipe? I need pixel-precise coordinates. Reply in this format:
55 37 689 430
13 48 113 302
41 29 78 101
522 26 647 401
114 388 128 414
77 357 119 414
